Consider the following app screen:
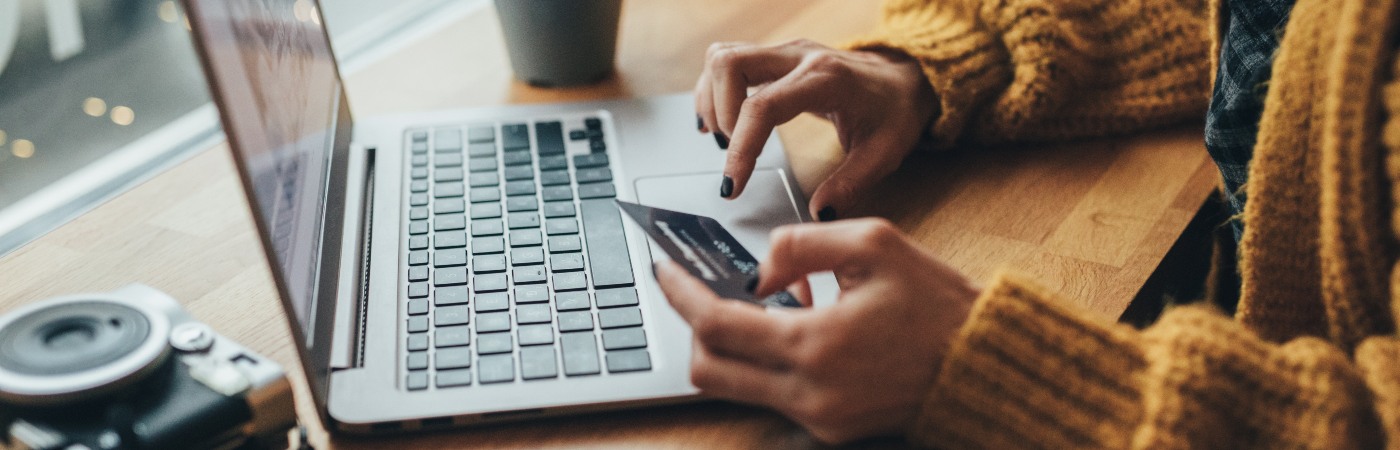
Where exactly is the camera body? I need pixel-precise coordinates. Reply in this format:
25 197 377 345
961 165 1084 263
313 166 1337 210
0 284 296 450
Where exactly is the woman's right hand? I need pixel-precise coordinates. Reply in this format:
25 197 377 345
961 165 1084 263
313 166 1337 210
694 39 936 221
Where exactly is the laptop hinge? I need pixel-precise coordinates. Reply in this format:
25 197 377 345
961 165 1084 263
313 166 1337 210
330 144 374 370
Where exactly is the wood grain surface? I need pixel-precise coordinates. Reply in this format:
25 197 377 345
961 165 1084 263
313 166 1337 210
0 0 1215 448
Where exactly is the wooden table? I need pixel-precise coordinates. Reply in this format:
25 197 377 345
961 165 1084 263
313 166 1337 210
0 0 1216 448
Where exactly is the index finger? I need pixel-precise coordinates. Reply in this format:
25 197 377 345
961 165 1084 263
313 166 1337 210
722 61 834 199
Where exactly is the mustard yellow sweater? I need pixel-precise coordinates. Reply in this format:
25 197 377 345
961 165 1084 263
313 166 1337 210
849 0 1400 447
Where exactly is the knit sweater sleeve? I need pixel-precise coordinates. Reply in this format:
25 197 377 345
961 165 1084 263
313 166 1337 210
913 270 1399 449
845 0 1211 148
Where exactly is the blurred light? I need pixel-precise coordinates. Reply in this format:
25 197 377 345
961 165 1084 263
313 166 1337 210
83 97 107 117
310 6 321 25
158 1 179 23
293 0 312 22
12 139 33 158
183 16 191 31
111 106 135 126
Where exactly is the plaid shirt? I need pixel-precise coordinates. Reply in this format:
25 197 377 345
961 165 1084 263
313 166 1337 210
1206 0 1296 240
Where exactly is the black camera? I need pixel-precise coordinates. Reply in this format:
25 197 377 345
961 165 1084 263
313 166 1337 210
0 285 296 450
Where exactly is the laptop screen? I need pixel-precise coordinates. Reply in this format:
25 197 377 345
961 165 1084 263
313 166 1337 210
183 0 346 345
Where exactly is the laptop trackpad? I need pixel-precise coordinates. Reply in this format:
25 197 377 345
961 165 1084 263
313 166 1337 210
634 169 839 307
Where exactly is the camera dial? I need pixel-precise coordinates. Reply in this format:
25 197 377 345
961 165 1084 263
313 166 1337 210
0 296 171 407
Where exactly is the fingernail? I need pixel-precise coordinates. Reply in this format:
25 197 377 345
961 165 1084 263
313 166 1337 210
817 206 837 222
720 176 734 198
696 114 705 132
713 132 730 150
745 276 758 294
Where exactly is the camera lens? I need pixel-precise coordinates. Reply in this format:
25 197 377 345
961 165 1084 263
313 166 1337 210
0 299 170 406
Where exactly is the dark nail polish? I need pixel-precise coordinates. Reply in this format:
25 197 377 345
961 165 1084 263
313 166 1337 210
713 132 730 150
745 276 758 294
696 115 705 131
817 206 837 222
720 176 734 198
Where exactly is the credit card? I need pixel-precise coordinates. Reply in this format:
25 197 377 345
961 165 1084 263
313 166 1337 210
616 200 802 308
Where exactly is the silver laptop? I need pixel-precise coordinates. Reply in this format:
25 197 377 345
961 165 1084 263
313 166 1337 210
182 0 825 433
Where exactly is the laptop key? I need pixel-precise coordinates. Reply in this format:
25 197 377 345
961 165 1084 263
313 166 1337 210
606 349 652 373
478 354 515 384
435 167 464 182
436 285 470 306
555 291 590 311
575 168 612 183
410 207 429 220
602 327 647 350
408 316 429 333
435 215 465 231
535 122 565 155
473 254 506 273
599 307 642 329
410 193 429 206
505 180 536 196
516 304 551 324
471 203 502 219
561 332 601 376
538 155 567 171
518 324 554 345
471 219 504 236
508 212 541 229
435 182 464 198
578 183 616 199
468 125 495 143
502 150 532 166
584 117 602 130
550 253 584 272
407 352 429 371
543 201 575 218
506 196 537 212
411 179 429 193
468 157 497 172
407 334 429 351
510 229 543 247
545 218 578 235
434 128 463 151
409 282 429 299
411 141 429 154
469 187 501 203
435 153 463 167
469 172 499 188
468 142 496 157
408 299 429 315
514 284 549 303
477 312 511 332
504 165 534 181
475 292 509 312
475 273 509 292
435 198 465 214
437 369 473 388
580 198 635 288
512 247 545 266
502 123 530 150
476 332 513 354
471 236 505 254
407 372 428 391
520 346 558 380
436 325 471 347
541 186 572 202
514 266 547 284
548 235 582 253
436 305 471 326
435 267 468 286
553 273 587 291
569 129 586 141
410 154 424 168
409 250 428 265
410 221 429 235
595 287 639 308
573 153 609 168
411 167 428 179
408 266 428 282
435 231 467 249
558 311 593 332
589 138 606 153
539 170 570 186
434 249 467 268
437 347 473 369
412 130 429 142
409 235 428 250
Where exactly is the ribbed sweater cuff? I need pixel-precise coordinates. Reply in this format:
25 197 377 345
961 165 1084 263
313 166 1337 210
909 271 1147 449
844 4 1011 149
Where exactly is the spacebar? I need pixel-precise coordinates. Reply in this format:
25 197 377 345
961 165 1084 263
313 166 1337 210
580 199 635 288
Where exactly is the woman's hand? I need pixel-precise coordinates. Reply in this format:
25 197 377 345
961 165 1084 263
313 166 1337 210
695 39 936 221
655 218 978 444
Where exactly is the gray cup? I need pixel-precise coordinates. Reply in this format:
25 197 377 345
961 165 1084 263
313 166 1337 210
494 0 623 87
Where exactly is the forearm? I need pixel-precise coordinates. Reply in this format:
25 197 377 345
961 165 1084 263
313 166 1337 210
846 0 1211 149
912 271 1394 449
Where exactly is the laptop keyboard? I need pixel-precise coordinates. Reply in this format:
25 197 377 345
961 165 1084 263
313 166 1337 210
401 116 652 391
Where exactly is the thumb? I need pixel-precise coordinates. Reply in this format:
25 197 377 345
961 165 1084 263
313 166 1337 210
807 134 905 222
